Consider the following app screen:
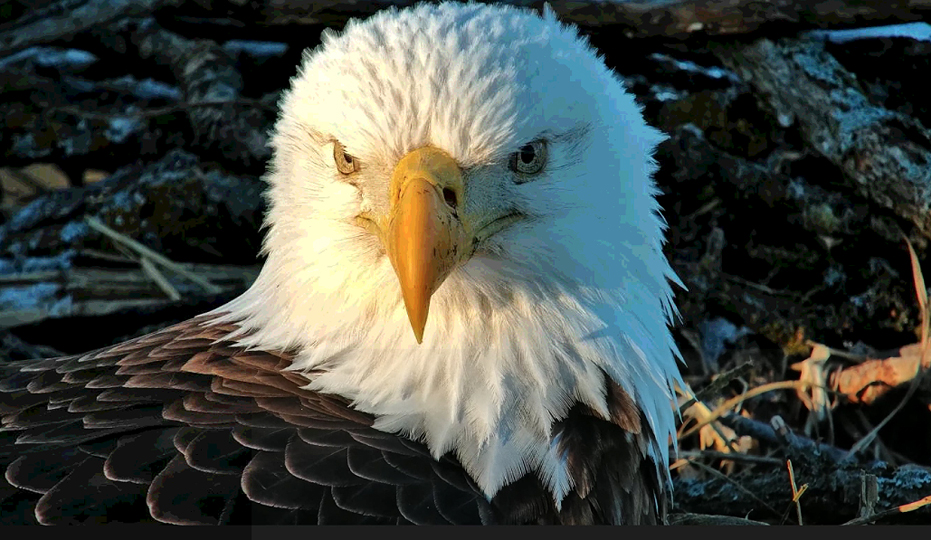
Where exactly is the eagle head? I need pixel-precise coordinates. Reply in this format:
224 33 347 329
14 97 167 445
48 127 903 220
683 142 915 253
219 2 682 502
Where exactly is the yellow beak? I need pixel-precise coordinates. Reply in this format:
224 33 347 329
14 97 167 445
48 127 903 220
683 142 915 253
385 147 470 344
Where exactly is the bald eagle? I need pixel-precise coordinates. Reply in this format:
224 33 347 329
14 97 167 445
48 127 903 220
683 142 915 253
0 2 682 525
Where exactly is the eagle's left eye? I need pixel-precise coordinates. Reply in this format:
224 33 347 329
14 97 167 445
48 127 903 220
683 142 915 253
509 140 547 177
334 142 359 175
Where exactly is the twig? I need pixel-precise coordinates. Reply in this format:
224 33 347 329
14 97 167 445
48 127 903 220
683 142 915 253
792 344 833 428
805 340 871 364
79 249 136 264
910 236 930 358
5 169 50 193
678 361 753 413
678 450 781 466
843 494 931 525
682 198 721 221
678 388 743 455
786 460 808 525
854 409 897 465
84 216 222 294
722 273 805 298
680 380 810 440
139 256 180 301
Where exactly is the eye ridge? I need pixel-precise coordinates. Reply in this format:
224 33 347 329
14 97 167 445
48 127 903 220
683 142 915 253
334 141 359 175
509 140 547 177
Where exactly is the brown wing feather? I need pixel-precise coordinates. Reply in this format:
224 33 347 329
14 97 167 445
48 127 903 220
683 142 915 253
0 315 493 525
492 374 664 525
553 377 664 525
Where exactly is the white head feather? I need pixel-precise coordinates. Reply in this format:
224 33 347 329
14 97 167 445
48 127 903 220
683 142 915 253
215 2 682 503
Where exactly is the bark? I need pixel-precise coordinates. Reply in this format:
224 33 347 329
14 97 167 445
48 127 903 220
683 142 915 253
5 0 931 53
715 38 931 240
0 0 183 56
0 262 258 328
132 20 274 166
673 459 931 524
253 0 931 37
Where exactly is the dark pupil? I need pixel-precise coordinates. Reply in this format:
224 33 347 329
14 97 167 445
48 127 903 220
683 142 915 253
343 153 353 163
519 145 535 164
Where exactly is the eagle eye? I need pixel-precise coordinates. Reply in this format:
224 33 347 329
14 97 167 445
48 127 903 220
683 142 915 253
509 140 546 177
334 142 359 175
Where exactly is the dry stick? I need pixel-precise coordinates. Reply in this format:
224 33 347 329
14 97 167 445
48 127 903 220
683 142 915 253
698 410 741 453
678 449 782 465
677 385 742 453
80 248 137 264
853 409 899 465
110 242 181 301
679 380 811 440
843 494 931 526
139 256 180 301
684 458 781 518
723 273 805 298
824 392 837 447
678 361 753 414
0 271 59 284
914 235 930 360
807 340 871 365
6 169 50 194
793 344 835 441
85 216 222 294
844 238 929 459
786 460 808 526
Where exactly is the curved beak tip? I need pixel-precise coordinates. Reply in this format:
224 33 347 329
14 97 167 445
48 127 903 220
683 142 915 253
412 325 425 345
401 291 429 344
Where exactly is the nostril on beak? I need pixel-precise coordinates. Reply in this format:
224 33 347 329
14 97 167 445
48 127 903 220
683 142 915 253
442 187 458 210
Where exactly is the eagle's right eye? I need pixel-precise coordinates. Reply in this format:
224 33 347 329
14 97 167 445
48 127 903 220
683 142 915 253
509 140 547 177
334 142 359 175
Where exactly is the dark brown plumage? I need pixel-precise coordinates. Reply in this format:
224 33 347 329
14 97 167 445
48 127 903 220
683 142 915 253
1 315 659 525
